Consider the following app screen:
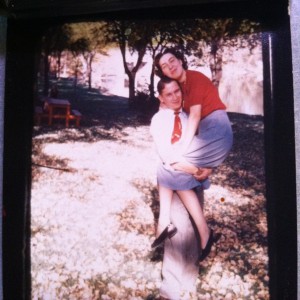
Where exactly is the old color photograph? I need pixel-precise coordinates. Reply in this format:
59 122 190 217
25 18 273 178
30 18 267 299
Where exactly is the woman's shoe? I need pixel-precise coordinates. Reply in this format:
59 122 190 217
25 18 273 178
151 223 177 249
167 224 177 239
199 229 214 262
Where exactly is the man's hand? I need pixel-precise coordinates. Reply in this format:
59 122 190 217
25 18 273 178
194 168 212 181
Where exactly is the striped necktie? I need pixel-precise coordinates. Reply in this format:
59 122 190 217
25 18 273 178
171 111 182 144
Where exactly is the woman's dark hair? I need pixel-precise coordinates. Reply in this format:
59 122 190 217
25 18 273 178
157 77 180 95
154 48 188 78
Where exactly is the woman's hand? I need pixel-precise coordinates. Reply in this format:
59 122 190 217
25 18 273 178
193 168 212 181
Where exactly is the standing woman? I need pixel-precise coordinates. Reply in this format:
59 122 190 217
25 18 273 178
154 48 233 258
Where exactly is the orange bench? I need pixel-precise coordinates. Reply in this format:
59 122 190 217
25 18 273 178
34 106 82 127
69 109 82 127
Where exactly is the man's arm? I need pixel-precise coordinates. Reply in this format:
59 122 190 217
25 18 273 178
150 114 172 164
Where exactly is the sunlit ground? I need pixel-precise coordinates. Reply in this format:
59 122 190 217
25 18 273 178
31 85 268 299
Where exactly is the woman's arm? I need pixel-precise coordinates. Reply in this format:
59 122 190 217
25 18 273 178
180 104 201 154
171 161 213 179
170 104 213 179
168 104 201 164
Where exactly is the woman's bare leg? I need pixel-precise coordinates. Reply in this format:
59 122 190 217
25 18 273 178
157 185 174 237
176 189 210 249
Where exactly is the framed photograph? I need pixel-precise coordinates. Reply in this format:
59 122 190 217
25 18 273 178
1 0 297 299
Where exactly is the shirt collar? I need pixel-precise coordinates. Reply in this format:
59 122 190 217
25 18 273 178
160 107 183 114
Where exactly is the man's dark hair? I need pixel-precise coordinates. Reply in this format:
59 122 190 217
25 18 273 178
154 48 188 78
157 77 180 95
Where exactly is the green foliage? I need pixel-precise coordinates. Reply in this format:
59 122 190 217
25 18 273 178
41 24 72 55
98 20 149 99
69 22 108 54
190 18 261 55
69 37 88 54
40 18 262 98
131 89 159 119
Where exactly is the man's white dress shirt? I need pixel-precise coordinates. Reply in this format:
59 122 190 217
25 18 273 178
150 108 187 165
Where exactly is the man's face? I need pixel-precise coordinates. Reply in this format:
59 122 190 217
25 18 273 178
159 81 182 111
159 53 184 81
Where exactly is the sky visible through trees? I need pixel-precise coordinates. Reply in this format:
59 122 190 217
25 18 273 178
39 18 263 115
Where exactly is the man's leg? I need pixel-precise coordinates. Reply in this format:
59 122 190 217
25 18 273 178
159 187 204 300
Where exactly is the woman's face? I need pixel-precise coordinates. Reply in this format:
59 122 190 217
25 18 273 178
159 53 185 81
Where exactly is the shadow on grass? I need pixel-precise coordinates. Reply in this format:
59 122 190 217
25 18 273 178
34 79 265 198
212 112 265 196
34 78 158 142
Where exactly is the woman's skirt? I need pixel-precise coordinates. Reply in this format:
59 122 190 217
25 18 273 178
157 110 233 190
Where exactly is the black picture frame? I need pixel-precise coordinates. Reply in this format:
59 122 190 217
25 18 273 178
1 0 297 299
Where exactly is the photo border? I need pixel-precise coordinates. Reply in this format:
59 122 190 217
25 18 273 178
1 0 297 299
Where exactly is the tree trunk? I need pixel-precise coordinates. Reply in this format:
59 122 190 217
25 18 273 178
119 36 146 102
74 69 78 90
149 52 155 101
43 52 50 96
56 52 61 79
209 40 223 88
209 52 223 88
88 56 92 90
128 72 136 101
73 60 79 92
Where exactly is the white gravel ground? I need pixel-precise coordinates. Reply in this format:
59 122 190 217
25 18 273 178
31 114 268 299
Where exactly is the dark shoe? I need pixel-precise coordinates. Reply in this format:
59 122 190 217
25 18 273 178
167 223 177 239
199 229 214 262
151 224 177 249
